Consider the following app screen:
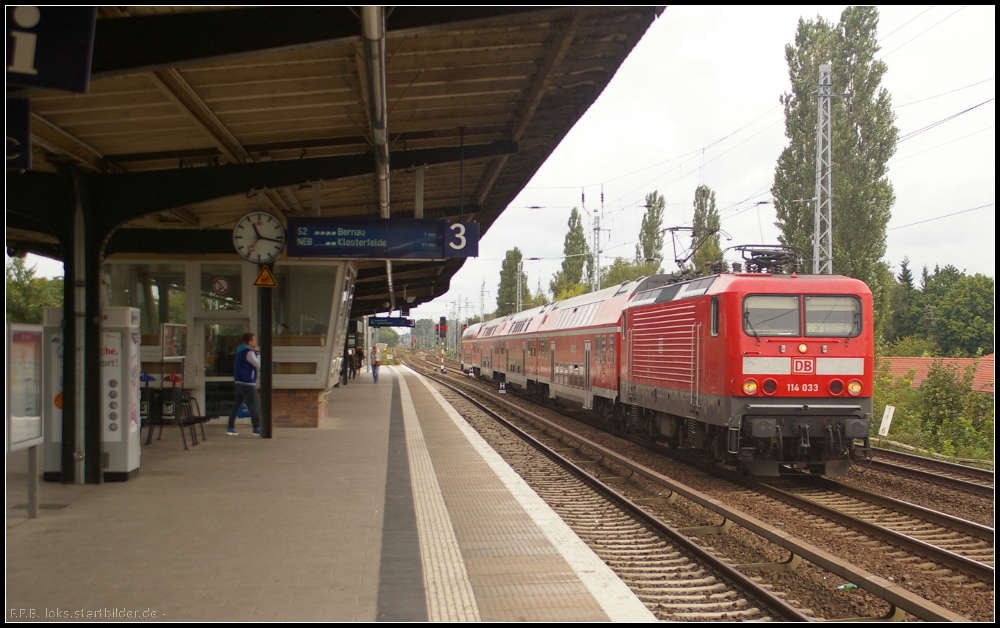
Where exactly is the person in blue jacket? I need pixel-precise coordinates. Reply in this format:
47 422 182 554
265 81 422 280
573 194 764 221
227 332 261 436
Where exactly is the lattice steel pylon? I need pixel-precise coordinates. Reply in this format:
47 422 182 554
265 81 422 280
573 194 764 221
814 63 833 275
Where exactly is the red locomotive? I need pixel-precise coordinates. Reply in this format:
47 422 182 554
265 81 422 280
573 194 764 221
462 263 874 476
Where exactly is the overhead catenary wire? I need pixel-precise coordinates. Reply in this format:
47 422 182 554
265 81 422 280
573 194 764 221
887 204 994 231
880 6 967 59
895 77 995 109
878 5 937 42
889 125 995 165
897 98 995 143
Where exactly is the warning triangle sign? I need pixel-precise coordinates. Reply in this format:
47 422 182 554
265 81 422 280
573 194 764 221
254 265 278 288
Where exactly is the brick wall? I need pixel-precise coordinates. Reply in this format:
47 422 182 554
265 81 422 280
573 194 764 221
272 389 329 428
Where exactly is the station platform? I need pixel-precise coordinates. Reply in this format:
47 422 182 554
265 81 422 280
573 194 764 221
6 366 654 622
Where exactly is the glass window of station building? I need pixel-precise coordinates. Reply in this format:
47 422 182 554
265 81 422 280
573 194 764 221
102 258 357 427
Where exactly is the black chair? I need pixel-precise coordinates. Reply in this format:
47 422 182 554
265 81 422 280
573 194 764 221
179 393 211 445
146 387 195 449
140 387 157 443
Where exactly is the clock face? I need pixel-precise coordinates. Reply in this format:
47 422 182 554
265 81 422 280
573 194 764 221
232 211 286 264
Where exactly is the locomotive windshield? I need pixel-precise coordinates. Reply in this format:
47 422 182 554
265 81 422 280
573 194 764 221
743 294 862 338
805 295 861 337
743 295 800 336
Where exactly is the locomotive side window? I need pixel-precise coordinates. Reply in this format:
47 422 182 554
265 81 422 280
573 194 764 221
711 297 719 337
743 295 800 336
609 335 614 364
805 295 861 337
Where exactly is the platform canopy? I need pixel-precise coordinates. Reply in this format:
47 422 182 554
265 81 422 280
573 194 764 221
7 6 663 316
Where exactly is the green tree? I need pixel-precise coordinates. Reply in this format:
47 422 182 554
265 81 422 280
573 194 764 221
888 257 921 342
601 257 646 287
919 359 994 459
555 283 588 301
497 247 527 316
930 274 994 357
889 335 940 358
691 185 725 272
6 257 64 324
550 208 590 298
636 191 665 270
377 327 399 347
872 357 922 445
523 287 549 310
772 7 897 289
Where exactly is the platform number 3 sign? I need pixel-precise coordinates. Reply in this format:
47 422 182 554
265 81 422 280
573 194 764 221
444 222 480 258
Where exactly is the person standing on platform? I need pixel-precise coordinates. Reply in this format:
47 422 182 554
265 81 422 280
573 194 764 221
227 332 261 436
354 346 365 377
370 345 382 384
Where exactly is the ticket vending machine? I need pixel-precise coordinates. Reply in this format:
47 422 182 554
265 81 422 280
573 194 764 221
43 307 142 482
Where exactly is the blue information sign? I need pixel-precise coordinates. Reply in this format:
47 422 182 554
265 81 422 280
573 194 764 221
368 317 415 328
6 6 97 94
288 218 478 259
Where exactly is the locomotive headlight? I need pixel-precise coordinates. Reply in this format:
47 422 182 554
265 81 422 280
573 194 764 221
847 380 863 396
762 379 778 395
829 379 844 395
743 379 758 395
798 343 808 353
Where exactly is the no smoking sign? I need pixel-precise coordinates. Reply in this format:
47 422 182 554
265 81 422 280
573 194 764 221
213 277 230 294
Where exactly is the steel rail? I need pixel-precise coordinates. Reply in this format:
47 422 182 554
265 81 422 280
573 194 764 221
406 361 969 623
822 477 994 540
869 448 994 498
422 369 811 622
730 473 994 581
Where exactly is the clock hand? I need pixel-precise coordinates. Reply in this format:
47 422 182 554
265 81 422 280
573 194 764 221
257 235 285 243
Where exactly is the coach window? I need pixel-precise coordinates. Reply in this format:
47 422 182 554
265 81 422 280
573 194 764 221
609 335 615 364
805 295 861 337
711 297 719 337
743 295 800 337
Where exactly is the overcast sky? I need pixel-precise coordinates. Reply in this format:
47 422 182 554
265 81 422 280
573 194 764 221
17 6 995 328
408 4 995 323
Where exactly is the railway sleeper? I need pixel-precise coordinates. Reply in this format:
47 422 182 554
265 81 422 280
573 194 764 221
639 591 741 604
629 578 727 589
653 599 751 612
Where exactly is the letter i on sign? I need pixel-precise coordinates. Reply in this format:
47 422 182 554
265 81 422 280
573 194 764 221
8 6 41 75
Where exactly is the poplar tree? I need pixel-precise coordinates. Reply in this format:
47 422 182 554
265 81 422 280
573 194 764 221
635 191 665 273
497 247 527 316
549 208 590 299
772 6 897 287
691 185 724 272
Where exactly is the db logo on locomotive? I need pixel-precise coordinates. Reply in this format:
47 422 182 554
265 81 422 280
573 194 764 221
792 358 815 374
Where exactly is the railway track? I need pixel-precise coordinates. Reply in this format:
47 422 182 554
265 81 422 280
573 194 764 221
737 475 994 581
432 373 808 621
868 447 994 498
405 358 971 621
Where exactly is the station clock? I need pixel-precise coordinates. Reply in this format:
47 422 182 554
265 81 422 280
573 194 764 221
232 211 286 264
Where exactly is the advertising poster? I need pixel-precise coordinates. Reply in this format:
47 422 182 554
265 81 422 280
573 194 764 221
102 332 123 442
8 328 44 449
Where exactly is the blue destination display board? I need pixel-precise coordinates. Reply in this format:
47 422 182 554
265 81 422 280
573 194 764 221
368 317 415 328
288 218 479 259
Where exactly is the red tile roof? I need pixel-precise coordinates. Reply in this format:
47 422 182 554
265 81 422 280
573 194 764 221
881 354 994 394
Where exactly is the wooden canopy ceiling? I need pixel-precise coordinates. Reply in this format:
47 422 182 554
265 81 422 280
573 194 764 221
7 6 662 316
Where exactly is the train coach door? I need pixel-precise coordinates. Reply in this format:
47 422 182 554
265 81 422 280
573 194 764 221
583 341 593 410
548 341 556 398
